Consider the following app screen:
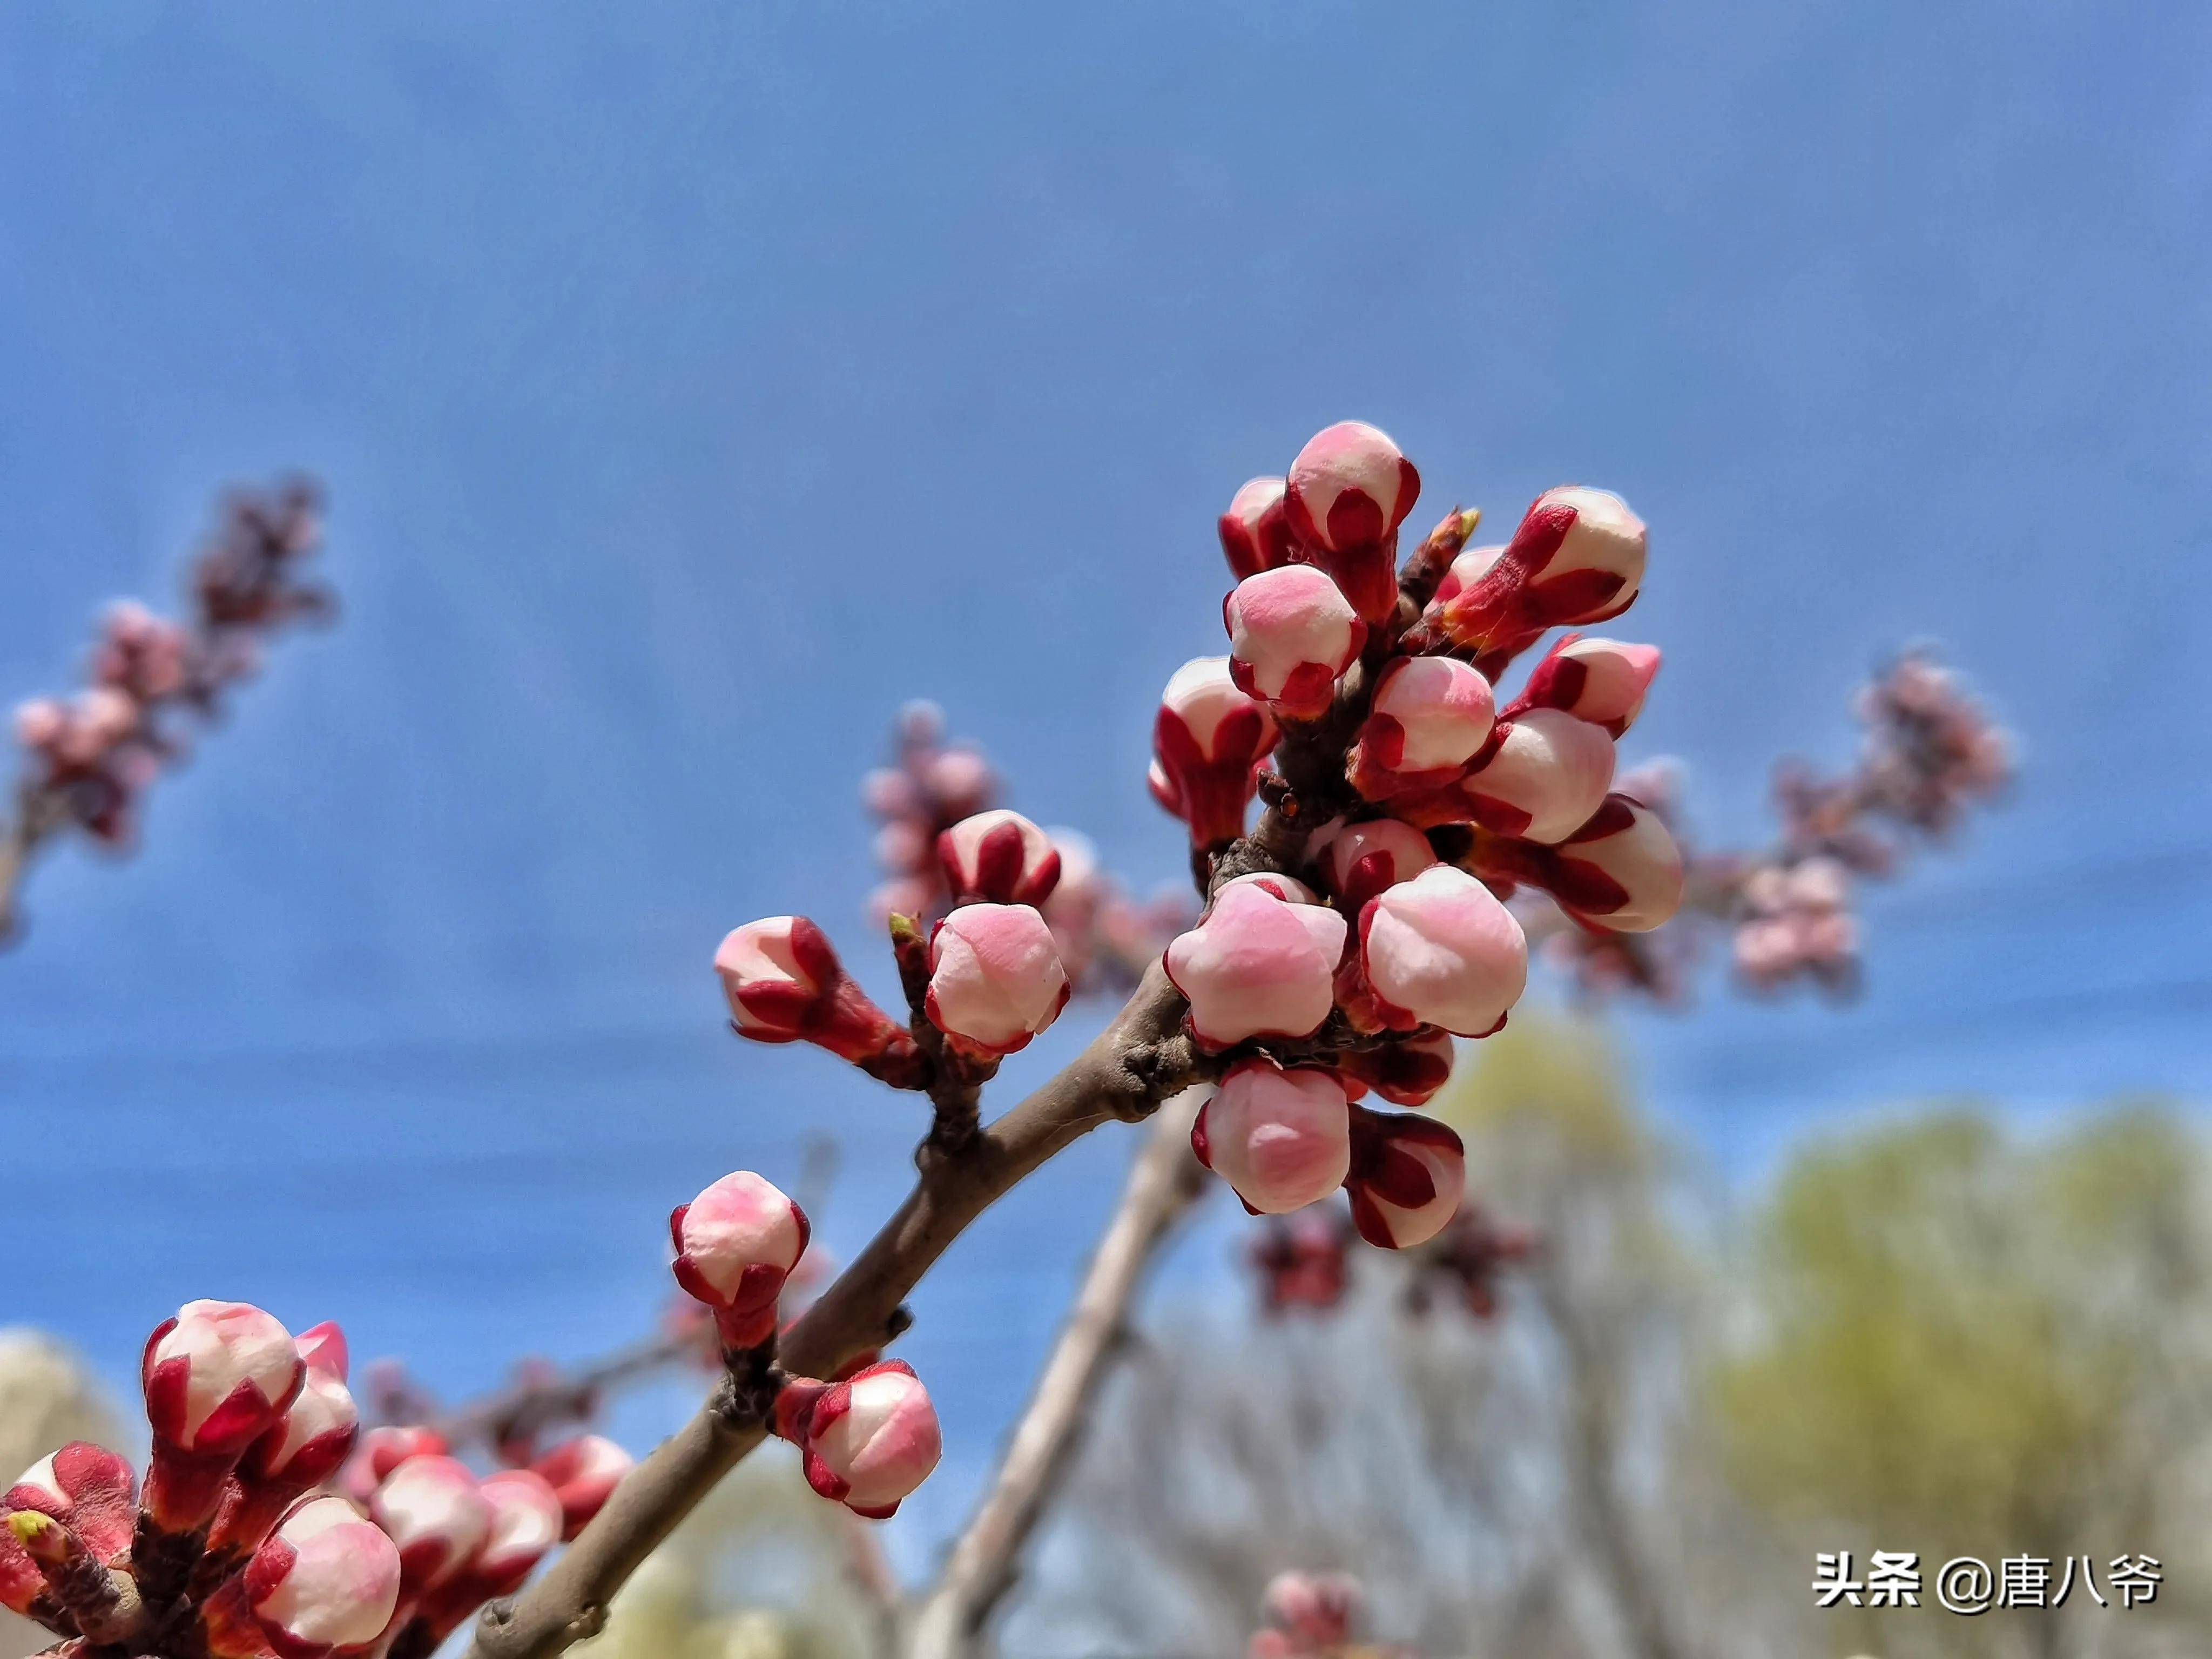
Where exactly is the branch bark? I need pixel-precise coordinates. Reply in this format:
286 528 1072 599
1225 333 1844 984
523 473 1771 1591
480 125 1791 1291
463 964 1204 1659
908 1087 1211 1659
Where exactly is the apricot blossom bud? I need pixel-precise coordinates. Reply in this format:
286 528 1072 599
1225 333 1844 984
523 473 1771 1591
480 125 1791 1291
1344 1105 1466 1249
1347 656 1496 799
773 1360 942 1520
1334 1029 1455 1108
340 1426 448 1502
1163 882 1345 1050
1433 486 1646 653
1542 795 1685 933
1352 865 1527 1036
1413 707 1614 842
1151 657 1278 849
926 902 1070 1059
1191 1058 1352 1215
936 810 1062 907
1218 476 1297 579
716 917 921 1081
242 1496 402 1659
1514 635 1661 737
670 1170 811 1350
4 1445 136 1564
464 1469 564 1596
530 1434 635 1541
1224 566 1366 720
144 1300 304 1460
1307 817 1437 914
369 1455 490 1589
1216 869 1320 906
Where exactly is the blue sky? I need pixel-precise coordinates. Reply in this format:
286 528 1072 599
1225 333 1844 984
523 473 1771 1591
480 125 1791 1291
3 0 2208 1579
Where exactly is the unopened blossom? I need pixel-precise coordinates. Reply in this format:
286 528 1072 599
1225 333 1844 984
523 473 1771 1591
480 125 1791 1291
1282 421 1420 623
453 1469 564 1600
1513 634 1662 737
1307 815 1438 916
716 916 921 1082
369 1454 491 1589
1344 1105 1466 1249
1432 485 1647 655
773 1360 942 1520
1163 881 1345 1050
1218 476 1298 580
1223 565 1366 720
1350 865 1527 1036
926 902 1071 1059
1215 869 1321 905
1255 1570 1363 1656
1542 794 1687 932
1422 707 1617 842
529 1434 634 1541
339 1425 449 1503
238 1328 358 1492
1733 856 1859 992
1334 1029 1455 1108
936 809 1062 908
242 1495 402 1659
1192 1059 1353 1215
1249 1210 1355 1315
4 1444 136 1564
670 1170 811 1349
1151 656 1279 849
141 1300 305 1528
1346 656 1496 800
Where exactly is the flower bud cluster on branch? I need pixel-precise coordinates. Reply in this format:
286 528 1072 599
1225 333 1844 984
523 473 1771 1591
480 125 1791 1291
0 1299 629 1659
1249 1569 1392 1659
3 480 333 941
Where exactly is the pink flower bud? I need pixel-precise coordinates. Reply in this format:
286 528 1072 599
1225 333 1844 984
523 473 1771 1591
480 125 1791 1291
1191 1058 1352 1215
1262 1569 1361 1648
239 1354 359 1492
1216 869 1320 906
1513 635 1661 737
143 1301 305 1463
1152 657 1279 849
466 1469 565 1595
1432 485 1647 653
1353 866 1527 1036
529 1434 635 1541
12 698 64 751
1422 707 1615 842
242 1496 402 1659
1542 795 1685 932
340 1426 448 1503
1218 476 1297 579
774 1361 942 1520
1346 657 1496 799
369 1455 490 1589
1344 1105 1466 1249
923 747 996 819
1334 1029 1455 1108
4 1445 136 1564
1223 567 1366 720
1307 817 1437 914
1283 422 1421 624
716 918 920 1078
670 1170 811 1349
1163 882 1345 1051
936 810 1062 907
926 902 1070 1059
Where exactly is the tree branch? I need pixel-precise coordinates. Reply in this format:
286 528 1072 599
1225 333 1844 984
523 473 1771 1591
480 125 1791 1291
463 963 1204 1659
909 1087 1210 1659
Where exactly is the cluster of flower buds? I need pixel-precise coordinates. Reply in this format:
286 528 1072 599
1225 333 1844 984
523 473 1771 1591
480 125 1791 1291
1403 1206 1536 1320
0 1297 624 1659
7 482 331 884
1248 1570 1369 1659
1248 1210 1356 1316
1732 855 1857 993
1151 422 1687 1248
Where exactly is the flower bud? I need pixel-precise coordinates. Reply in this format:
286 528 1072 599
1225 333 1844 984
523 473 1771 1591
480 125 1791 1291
1223 567 1366 720
1218 476 1298 579
774 1361 942 1520
339 1426 449 1503
242 1496 402 1659
1352 866 1527 1036
1191 1059 1352 1215
1432 486 1646 653
1513 635 1661 737
239 1331 359 1493
1334 1029 1455 1108
466 1469 565 1596
1163 882 1345 1051
1346 657 1496 799
1344 1105 1466 1249
926 902 1070 1059
4 1445 136 1564
1216 869 1320 906
529 1434 634 1541
1542 795 1685 933
369 1455 491 1589
1306 817 1437 915
143 1300 304 1460
1152 657 1279 849
670 1170 811 1350
1283 422 1421 623
1262 1569 1361 1648
1425 707 1615 842
936 810 1062 907
716 917 921 1080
